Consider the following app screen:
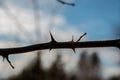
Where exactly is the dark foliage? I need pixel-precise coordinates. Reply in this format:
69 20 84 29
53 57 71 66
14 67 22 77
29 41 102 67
109 76 120 80
8 51 102 80
77 51 101 80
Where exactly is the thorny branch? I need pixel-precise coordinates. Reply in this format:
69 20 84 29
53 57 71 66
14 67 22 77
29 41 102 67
0 32 120 69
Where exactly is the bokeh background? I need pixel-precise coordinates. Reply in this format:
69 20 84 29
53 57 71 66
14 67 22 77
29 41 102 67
0 0 120 80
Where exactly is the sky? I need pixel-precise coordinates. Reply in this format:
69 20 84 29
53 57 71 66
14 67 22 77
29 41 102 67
64 0 120 40
0 0 120 79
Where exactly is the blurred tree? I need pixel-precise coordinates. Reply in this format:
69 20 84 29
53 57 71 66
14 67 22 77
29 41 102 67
89 52 101 80
8 53 70 80
77 51 101 80
109 76 120 80
77 51 89 80
48 54 68 80
9 52 45 80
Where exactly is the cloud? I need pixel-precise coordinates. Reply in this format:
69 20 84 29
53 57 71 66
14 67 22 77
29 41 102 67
0 0 119 79
0 0 85 78
103 66 120 79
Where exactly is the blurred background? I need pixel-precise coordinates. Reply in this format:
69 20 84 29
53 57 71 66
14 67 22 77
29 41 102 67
0 0 120 80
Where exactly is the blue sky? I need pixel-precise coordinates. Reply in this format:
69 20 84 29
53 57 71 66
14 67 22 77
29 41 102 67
0 0 120 79
63 0 120 40
0 0 120 41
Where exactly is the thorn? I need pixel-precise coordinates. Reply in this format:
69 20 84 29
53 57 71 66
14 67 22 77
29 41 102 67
72 48 76 54
6 56 14 69
71 35 74 42
77 33 87 42
49 31 57 43
6 57 14 69
49 31 57 52
49 48 52 52
1 54 14 69
69 35 74 42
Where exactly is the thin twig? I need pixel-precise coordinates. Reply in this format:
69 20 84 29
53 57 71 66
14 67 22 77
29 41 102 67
56 0 75 6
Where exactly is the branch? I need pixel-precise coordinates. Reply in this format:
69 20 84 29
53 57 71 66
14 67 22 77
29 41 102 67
0 35 120 54
1 39 120 54
56 0 75 6
0 33 120 68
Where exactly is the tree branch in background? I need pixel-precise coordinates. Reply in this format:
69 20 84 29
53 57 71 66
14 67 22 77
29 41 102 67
56 0 75 6
1 4 35 41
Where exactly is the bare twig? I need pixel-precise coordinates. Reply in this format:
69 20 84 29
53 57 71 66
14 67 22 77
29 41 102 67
1 53 14 69
56 0 75 6
77 33 87 42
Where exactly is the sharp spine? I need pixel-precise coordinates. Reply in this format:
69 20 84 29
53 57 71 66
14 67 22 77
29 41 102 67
77 33 87 42
72 48 76 54
1 54 14 69
71 35 74 42
49 31 57 43
6 55 14 69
